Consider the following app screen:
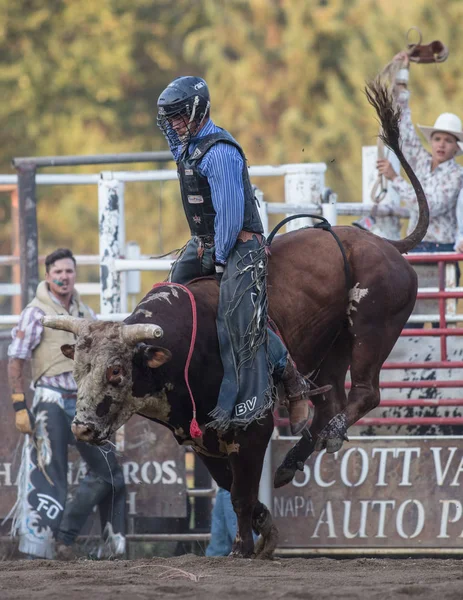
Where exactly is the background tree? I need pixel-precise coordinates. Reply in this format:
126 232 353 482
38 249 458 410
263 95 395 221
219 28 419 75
1 0 463 310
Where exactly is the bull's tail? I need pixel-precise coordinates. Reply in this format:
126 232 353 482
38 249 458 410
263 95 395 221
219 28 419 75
365 79 429 254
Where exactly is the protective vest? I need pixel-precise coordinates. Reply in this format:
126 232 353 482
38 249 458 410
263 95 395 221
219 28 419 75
177 130 263 237
28 282 93 384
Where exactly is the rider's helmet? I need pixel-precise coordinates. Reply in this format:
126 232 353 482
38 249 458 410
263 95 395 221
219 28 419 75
157 76 211 148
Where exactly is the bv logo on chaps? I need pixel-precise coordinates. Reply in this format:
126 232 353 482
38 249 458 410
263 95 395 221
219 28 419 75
187 195 204 204
235 396 257 417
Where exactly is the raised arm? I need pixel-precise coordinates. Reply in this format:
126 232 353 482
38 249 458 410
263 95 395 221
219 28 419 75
389 52 430 171
394 88 430 172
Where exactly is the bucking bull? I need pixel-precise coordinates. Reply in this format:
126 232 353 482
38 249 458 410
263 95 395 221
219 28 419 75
43 82 428 559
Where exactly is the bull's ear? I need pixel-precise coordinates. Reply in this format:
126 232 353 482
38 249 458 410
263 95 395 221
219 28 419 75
61 344 75 360
143 346 172 368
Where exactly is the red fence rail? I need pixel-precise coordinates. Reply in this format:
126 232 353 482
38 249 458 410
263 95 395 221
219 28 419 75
276 253 463 429
369 252 463 425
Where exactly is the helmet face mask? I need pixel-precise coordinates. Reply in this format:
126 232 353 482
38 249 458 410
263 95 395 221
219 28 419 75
157 77 210 149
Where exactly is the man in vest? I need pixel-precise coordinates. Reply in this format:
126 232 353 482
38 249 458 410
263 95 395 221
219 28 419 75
157 76 311 433
7 248 126 560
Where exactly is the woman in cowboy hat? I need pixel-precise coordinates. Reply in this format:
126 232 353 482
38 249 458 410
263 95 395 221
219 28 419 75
377 51 463 253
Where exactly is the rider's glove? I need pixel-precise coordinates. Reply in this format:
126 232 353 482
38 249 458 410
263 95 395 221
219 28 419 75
12 393 34 435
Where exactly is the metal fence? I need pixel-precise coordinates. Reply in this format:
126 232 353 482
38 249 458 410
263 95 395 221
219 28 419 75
2 159 463 553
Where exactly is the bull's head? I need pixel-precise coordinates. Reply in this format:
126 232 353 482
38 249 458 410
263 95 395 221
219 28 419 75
42 316 172 444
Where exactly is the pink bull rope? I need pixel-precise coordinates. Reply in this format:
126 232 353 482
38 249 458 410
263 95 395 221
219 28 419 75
152 282 202 439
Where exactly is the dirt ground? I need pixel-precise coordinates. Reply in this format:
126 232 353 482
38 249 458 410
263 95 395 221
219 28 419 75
1 555 463 600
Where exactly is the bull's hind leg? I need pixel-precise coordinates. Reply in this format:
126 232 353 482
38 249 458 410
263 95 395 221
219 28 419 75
274 332 351 488
317 303 412 446
310 334 351 454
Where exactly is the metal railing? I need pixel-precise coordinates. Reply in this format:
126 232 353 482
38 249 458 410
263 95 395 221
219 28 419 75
274 251 463 430
3 164 463 552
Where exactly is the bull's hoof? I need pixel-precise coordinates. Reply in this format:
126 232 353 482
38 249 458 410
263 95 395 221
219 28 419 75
255 525 279 560
274 465 296 488
326 437 344 453
253 535 265 557
314 413 348 453
315 436 345 453
274 428 314 488
228 550 255 559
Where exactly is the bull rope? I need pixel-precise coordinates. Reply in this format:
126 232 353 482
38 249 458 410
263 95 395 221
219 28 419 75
266 214 352 291
152 282 202 439
266 213 353 380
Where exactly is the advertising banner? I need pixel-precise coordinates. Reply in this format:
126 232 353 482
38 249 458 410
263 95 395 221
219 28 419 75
272 436 463 549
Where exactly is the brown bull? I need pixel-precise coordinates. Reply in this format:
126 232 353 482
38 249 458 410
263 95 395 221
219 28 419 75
43 82 428 559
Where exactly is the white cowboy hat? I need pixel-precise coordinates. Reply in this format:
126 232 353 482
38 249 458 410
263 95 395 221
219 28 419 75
418 113 463 156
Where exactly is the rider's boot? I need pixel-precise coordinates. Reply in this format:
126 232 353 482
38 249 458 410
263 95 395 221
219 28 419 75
280 359 311 435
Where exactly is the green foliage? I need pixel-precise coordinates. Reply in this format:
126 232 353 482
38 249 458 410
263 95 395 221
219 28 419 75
1 0 463 268
185 0 463 203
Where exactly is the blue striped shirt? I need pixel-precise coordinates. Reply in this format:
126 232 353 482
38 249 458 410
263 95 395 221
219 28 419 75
170 119 245 264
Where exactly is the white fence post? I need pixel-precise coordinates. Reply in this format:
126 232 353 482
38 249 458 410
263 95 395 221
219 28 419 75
284 163 327 232
98 174 125 315
321 188 337 225
254 187 269 236
126 241 141 312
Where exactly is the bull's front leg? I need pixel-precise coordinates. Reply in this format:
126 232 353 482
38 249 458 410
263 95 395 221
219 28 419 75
229 471 255 558
226 416 273 558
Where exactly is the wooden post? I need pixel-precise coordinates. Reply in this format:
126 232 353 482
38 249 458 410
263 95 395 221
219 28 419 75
11 186 20 314
16 162 38 307
0 185 20 313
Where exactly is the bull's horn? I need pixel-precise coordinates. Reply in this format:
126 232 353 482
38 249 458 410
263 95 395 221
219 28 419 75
121 323 163 345
42 315 89 336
